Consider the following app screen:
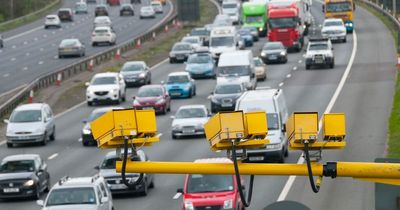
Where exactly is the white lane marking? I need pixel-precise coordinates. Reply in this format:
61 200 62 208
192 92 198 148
293 66 298 71
286 74 291 78
302 54 306 58
52 31 56 34
277 30 358 201
78 138 82 142
52 43 56 47
22 67 28 71
24 41 28 45
10 57 16 61
3 74 9 77
0 141 5 146
12 45 16 49
43 34 47 38
4 26 42 41
40 48 44 51
278 82 284 87
173 193 182 199
54 55 58 59
48 153 59 160
34 37 38 41
26 52 30 56
0 49 2 53
38 61 44 65
298 60 302 63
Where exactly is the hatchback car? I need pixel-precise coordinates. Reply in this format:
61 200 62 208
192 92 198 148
132 84 171 114
260 42 287 64
169 42 194 63
93 16 112 28
86 72 126 106
58 38 85 58
75 2 88 14
0 154 50 200
185 52 215 78
95 4 109 16
81 106 124 146
57 8 73 21
171 105 210 139
237 29 253 47
5 103 55 147
210 82 245 113
120 61 151 86
120 4 135 16
254 57 267 81
321 18 347 43
241 25 259 41
140 6 155 19
165 72 196 98
96 150 154 195
181 36 202 49
44 15 61 29
37 175 114 210
91 26 117 46
151 1 163 13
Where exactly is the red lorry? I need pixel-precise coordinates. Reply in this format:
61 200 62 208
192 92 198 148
267 0 311 52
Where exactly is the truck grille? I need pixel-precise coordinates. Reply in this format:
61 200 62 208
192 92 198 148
195 206 222 210
95 91 109 96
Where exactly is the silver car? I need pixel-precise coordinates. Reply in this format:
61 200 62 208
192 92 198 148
140 6 156 19
58 39 85 58
96 150 154 196
171 105 210 139
4 103 56 147
169 42 194 63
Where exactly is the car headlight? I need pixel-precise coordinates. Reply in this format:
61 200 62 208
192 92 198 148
86 89 93 95
133 100 141 106
211 97 219 103
223 199 233 209
35 127 45 134
261 52 266 57
172 124 180 130
155 98 165 105
111 89 119 93
6 129 14 135
139 72 146 78
184 201 194 210
82 128 91 134
169 52 176 57
258 27 263 32
23 179 35 187
280 51 286 56
266 143 282 150
183 85 191 90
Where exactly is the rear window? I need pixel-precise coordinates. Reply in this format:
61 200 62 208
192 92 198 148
46 16 56 20
95 29 109 33
58 10 70 15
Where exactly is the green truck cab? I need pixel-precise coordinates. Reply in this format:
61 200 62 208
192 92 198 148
241 2 268 37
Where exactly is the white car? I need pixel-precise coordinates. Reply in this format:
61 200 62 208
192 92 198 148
321 18 347 43
37 176 114 210
222 1 239 24
151 1 163 13
4 103 56 147
86 72 126 106
305 38 335 69
181 36 202 49
93 16 112 28
44 15 61 29
91 26 117 46
140 6 156 19
171 105 210 139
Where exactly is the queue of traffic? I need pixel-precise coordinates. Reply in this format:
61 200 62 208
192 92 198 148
0 0 355 209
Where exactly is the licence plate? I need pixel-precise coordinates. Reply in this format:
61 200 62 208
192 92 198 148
249 156 264 161
127 79 136 82
18 136 30 140
221 103 232 107
176 55 184 60
171 92 181 96
183 128 195 134
110 185 126 190
142 107 154 110
3 188 19 193
269 55 277 60
315 59 324 64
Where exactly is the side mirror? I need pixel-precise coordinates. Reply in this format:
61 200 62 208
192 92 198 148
101 197 108 203
82 119 87 124
210 91 214 95
170 116 175 119
3 119 9 124
177 188 183 193
36 200 44 207
94 165 100 170
282 123 286 132
132 96 136 100
85 82 90 86
161 80 165 85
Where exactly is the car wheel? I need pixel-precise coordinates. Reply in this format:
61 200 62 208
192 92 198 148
50 126 56 141
44 177 51 193
330 60 335 69
82 140 89 146
193 87 196 96
188 88 193 98
149 179 155 188
33 185 41 200
122 89 126 102
87 101 93 106
172 133 177 139
140 181 148 196
343 37 347 43
305 64 310 70
284 146 289 157
167 103 171 112
169 58 174 63
44 26 48 29
40 133 48 146
6 143 13 148
58 55 63 59
278 149 285 163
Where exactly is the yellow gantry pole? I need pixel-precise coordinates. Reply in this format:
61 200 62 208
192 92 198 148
116 161 400 180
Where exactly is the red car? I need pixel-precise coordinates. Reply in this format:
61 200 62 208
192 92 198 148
107 0 120 5
178 158 245 210
133 84 171 114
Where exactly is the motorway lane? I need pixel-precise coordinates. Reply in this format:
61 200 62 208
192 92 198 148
0 0 172 93
0 2 358 210
283 5 397 210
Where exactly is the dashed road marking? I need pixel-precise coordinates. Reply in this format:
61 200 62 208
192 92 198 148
40 48 44 51
293 66 298 71
278 82 284 87
3 74 9 77
34 37 38 41
26 52 30 56
54 55 58 59
22 67 28 71
78 138 82 142
43 34 47 38
12 45 16 49
52 31 56 34
286 74 291 78
10 57 16 61
173 193 182 199
298 60 302 63
48 153 58 160
38 61 44 65
24 41 28 45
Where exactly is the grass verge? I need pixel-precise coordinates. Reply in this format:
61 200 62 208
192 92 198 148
358 1 400 157
0 0 61 32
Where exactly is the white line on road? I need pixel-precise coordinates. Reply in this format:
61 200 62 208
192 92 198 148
26 52 30 56
34 37 38 41
293 66 298 71
22 67 28 71
286 74 291 78
24 41 28 45
78 138 82 142
3 74 9 77
298 60 302 63
4 26 42 41
10 57 16 61
12 45 16 49
278 82 284 87
40 48 44 51
277 30 358 201
0 141 5 146
48 153 59 160
172 193 182 199
38 61 44 65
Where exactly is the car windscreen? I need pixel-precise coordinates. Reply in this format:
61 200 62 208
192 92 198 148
0 160 35 173
91 76 117 85
215 84 242 94
267 113 279 130
167 75 189 83
100 156 140 169
187 174 234 193
183 38 198 44
264 43 284 50
326 2 352 12
46 188 97 206
210 37 234 47
173 44 191 51
58 10 70 15
269 17 297 29
246 15 263 23
324 21 343 27
238 30 251 36
309 43 328 51
218 66 250 77
88 111 107 122
188 55 210 64
222 3 237 9
122 63 144 72
191 29 209 36
10 110 42 123
242 26 256 32
137 87 163 97
176 108 206 119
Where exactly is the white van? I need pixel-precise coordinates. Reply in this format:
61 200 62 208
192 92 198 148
235 88 289 162
221 1 240 24
209 26 237 59
217 50 257 90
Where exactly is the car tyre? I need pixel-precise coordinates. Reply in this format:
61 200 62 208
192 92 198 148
140 181 148 196
169 58 174 63
6 143 13 148
149 179 155 188
50 126 56 141
34 185 41 200
122 89 126 102
92 42 97 47
40 133 48 146
343 37 347 43
330 60 335 69
188 89 192 98
172 133 177 139
44 178 51 193
193 87 196 96
82 140 89 146
87 101 93 106
305 64 310 70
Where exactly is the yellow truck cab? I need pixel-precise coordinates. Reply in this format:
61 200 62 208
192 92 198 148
323 0 355 33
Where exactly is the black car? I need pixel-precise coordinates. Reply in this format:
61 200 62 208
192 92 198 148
57 8 73 21
120 61 151 86
210 82 245 113
0 34 3 48
120 4 134 16
95 4 109 16
260 42 288 64
0 154 50 200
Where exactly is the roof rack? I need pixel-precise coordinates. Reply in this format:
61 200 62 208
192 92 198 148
58 176 70 185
